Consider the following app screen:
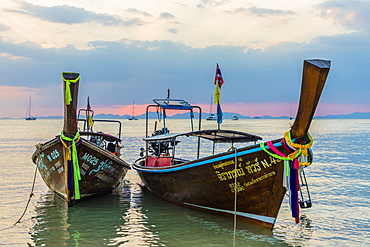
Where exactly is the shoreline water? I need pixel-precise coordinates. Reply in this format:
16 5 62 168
0 119 369 246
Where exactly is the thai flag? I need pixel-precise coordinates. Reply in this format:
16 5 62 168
87 97 94 128
214 63 224 88
213 63 224 124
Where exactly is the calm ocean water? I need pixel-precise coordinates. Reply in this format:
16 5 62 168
0 119 369 246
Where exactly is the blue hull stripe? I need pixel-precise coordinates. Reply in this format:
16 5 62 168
133 142 282 173
183 202 276 224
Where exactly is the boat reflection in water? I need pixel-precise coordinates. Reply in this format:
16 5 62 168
29 180 147 246
29 177 313 246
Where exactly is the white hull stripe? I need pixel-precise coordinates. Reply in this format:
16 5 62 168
183 202 276 224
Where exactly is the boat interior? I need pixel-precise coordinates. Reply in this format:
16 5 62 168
77 107 122 156
137 95 262 168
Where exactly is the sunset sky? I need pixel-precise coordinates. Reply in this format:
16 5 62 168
1 0 369 118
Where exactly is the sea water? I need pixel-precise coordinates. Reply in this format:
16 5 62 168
0 119 369 246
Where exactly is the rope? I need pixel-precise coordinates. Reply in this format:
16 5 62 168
60 131 81 199
232 147 238 247
14 165 38 225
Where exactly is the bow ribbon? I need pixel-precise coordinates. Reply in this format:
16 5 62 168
63 74 80 105
60 131 81 199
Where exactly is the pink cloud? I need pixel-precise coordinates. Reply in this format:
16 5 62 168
1 85 369 118
0 86 62 118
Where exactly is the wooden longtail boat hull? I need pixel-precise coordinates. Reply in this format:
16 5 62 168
32 72 130 206
32 137 130 206
133 59 331 229
134 139 286 229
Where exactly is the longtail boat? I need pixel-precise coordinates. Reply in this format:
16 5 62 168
132 59 331 229
32 72 131 206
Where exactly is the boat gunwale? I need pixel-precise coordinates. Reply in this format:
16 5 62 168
133 138 282 173
33 136 131 169
143 129 262 143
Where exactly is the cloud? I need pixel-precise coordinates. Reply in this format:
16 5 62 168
318 0 370 31
7 1 145 26
0 85 62 118
229 6 296 17
198 0 230 7
0 23 9 31
127 8 153 18
159 12 176 20
231 7 248 14
248 7 295 17
1 26 370 116
168 28 178 34
197 0 230 8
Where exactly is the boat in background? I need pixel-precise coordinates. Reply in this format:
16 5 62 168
128 100 138 120
232 115 239 120
32 72 131 206
25 96 37 120
206 114 217 121
133 59 331 229
206 96 217 121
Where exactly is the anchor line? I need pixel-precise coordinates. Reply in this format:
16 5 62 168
233 147 238 247
14 165 38 225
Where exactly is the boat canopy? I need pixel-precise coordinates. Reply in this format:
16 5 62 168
79 131 121 142
153 99 193 110
145 129 262 143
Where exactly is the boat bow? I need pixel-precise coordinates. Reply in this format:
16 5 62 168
290 59 331 140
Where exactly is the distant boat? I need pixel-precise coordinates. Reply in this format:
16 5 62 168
25 96 37 120
206 113 217 121
232 115 239 120
254 116 261 119
128 100 138 120
206 96 217 121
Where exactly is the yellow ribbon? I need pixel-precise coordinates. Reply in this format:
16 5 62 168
284 131 313 166
62 73 80 105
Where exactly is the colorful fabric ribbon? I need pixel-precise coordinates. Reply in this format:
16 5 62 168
283 131 313 166
62 74 80 105
260 131 314 224
60 131 81 200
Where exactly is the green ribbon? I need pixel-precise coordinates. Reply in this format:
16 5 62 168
61 130 81 199
260 142 292 161
62 74 80 105
259 142 300 178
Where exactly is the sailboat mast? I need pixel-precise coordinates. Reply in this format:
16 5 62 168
25 96 37 120
28 96 31 118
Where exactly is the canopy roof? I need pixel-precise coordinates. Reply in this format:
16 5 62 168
79 131 121 142
144 129 262 143
152 98 193 110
